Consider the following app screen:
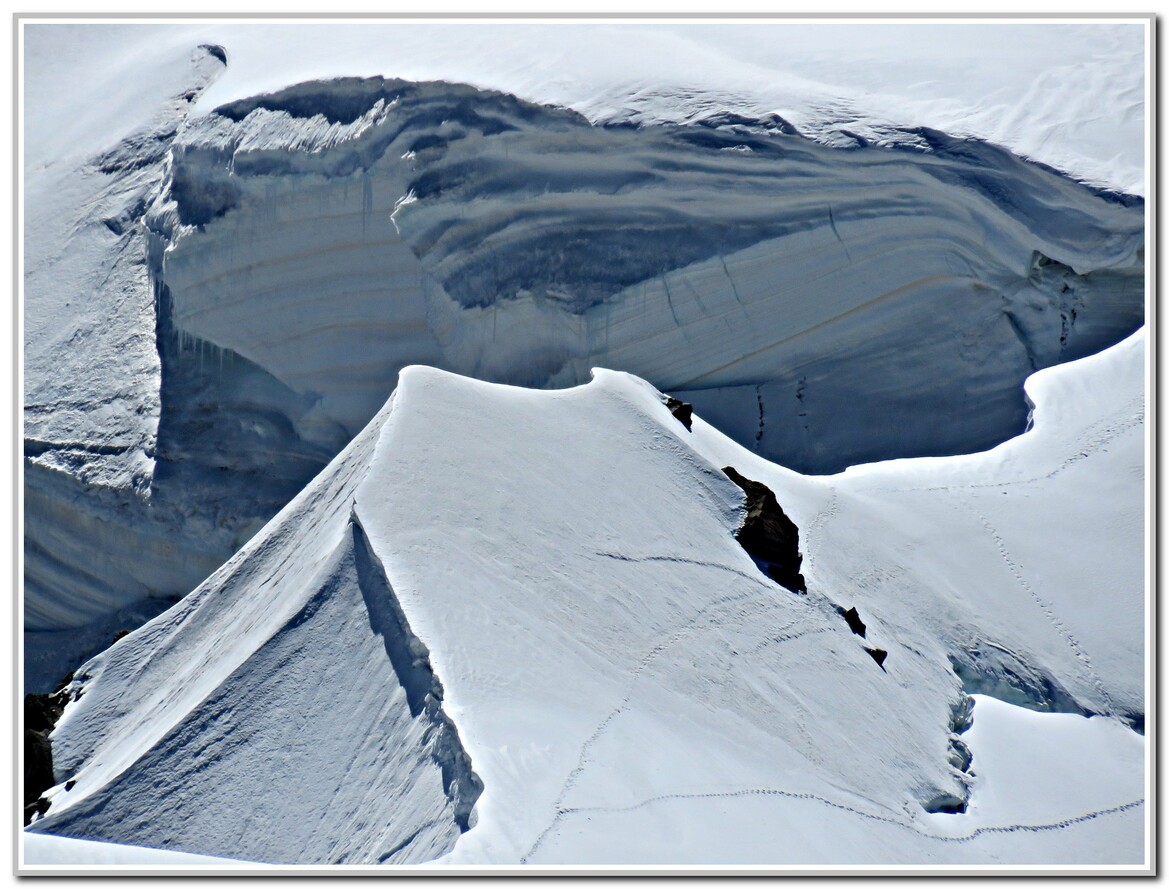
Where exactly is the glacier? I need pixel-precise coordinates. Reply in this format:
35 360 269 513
20 19 1148 870
23 61 1143 668
26 329 1145 865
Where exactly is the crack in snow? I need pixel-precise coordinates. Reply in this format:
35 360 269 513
827 204 853 262
593 551 775 590
718 254 744 307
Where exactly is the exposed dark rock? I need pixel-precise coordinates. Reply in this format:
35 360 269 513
199 44 228 66
112 628 132 644
24 687 69 824
25 689 67 734
865 647 888 668
722 466 806 593
837 605 867 637
664 396 693 431
24 797 50 825
24 732 52 811
765 564 804 589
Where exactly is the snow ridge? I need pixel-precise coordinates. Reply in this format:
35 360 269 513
29 391 482 864
348 509 484 833
25 68 1144 692
26 338 1145 864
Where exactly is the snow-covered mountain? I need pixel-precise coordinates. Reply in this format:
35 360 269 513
22 28 1144 684
20 18 1149 870
26 328 1146 865
160 74 1141 471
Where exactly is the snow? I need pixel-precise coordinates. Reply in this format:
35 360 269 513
20 20 1145 673
158 79 1143 470
928 695 1143 834
19 16 1148 869
25 698 1145 869
27 20 1141 195
23 34 225 491
684 328 1146 722
28 329 1146 867
22 833 258 867
34 68 1131 646
521 694 1144 867
22 38 233 640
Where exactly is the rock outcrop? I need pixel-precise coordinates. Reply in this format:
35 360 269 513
24 685 69 825
722 466 807 593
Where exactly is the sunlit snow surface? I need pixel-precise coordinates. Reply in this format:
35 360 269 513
23 833 257 867
21 18 1147 869
23 694 1143 868
27 21 1145 195
21 22 1146 646
27 330 1146 867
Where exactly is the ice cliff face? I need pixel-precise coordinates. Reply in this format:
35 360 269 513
24 45 233 643
24 71 1144 677
154 77 1143 477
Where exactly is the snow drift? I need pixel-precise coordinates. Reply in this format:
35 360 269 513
27 328 1145 865
24 66 1143 662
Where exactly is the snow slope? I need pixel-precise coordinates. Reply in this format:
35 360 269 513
28 328 1145 866
28 20 1149 196
23 34 224 491
23 833 258 867
22 22 1146 683
23 39 234 639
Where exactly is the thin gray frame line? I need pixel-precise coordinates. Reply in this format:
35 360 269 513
10 10 19 880
11 11 1158 21
1145 12 1159 879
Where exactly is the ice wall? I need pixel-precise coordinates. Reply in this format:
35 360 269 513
24 71 1144 675
156 76 1143 475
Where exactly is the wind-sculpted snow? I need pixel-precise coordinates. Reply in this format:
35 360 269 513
30 394 482 864
24 72 1143 688
24 43 227 491
155 75 1142 477
29 332 1145 865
